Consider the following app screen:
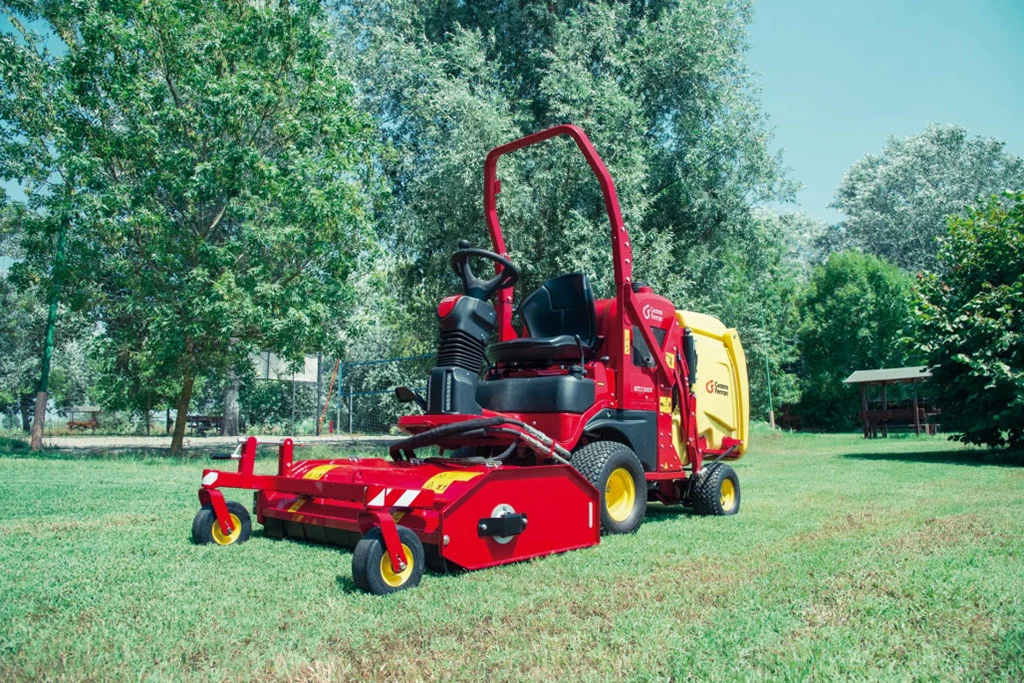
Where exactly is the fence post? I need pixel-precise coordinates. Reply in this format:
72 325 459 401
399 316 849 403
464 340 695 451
342 362 350 432
315 353 322 436
348 389 354 434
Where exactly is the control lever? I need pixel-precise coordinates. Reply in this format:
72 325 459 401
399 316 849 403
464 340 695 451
394 386 427 410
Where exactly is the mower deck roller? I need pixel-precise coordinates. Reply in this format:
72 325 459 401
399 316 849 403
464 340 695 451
192 125 749 594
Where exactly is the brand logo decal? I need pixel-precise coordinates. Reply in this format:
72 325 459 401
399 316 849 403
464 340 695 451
705 380 729 396
641 304 664 323
632 385 653 394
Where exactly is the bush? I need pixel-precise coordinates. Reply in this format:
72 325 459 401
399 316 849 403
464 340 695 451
914 192 1024 448
797 251 917 430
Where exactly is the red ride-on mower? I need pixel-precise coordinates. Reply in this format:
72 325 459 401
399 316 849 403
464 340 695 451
192 125 749 594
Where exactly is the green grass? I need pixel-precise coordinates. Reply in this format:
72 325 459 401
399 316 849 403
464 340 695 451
1 428 1022 681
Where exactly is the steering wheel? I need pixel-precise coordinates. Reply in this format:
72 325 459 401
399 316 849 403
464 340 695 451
449 239 520 301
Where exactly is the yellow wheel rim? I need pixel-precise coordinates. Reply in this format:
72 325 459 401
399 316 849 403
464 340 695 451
211 513 242 546
605 467 636 523
720 478 736 512
379 543 415 588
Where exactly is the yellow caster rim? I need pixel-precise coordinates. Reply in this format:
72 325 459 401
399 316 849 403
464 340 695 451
605 467 636 523
379 543 415 587
720 478 737 512
211 513 242 546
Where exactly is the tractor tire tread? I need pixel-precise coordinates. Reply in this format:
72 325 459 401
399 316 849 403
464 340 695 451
571 440 646 535
691 463 740 516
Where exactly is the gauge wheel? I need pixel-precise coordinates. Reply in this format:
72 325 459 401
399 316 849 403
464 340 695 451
352 526 425 595
192 501 252 546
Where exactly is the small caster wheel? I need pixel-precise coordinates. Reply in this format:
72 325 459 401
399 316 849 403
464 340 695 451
192 501 252 545
692 463 740 516
352 526 425 595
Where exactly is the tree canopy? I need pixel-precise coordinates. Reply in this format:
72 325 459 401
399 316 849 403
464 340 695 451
1 0 373 451
914 192 1024 449
341 0 794 328
828 124 1024 272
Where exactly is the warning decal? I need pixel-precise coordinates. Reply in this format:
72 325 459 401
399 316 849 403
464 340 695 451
422 471 483 493
302 464 339 480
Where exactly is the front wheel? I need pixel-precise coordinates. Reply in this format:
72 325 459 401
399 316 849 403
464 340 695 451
352 526 425 595
691 463 740 516
192 501 252 546
572 441 646 534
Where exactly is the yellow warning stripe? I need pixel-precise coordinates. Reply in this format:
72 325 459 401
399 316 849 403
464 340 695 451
302 464 339 480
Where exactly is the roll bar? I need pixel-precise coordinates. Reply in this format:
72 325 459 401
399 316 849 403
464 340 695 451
482 125 635 340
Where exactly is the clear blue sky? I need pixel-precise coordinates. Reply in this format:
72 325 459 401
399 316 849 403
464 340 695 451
748 0 1024 223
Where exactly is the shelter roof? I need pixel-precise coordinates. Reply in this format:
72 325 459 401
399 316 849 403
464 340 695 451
843 366 932 385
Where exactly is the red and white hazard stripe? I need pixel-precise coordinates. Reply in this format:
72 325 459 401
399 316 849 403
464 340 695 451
363 486 431 509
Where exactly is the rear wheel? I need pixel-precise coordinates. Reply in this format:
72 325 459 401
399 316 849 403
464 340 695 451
352 526 425 595
691 463 740 516
192 501 252 546
572 441 646 534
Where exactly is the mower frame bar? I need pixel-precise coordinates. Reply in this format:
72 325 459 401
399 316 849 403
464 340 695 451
482 124 677 401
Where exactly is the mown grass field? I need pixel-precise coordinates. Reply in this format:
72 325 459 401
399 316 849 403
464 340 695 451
1 428 1022 681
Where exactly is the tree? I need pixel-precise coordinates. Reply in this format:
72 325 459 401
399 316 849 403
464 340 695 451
714 209 826 423
797 251 917 430
1 1 372 453
0 206 92 432
340 0 794 334
914 193 1024 449
828 124 1024 272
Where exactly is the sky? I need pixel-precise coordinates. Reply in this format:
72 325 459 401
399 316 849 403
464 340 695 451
747 0 1024 224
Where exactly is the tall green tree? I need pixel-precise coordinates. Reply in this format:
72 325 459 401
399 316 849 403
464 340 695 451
828 124 1024 272
797 251 917 430
717 209 825 422
1 1 372 452
915 193 1024 449
340 0 793 331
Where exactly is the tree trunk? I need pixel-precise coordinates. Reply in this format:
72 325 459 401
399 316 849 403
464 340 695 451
222 370 240 437
20 394 33 433
145 393 151 436
29 391 47 449
170 370 195 455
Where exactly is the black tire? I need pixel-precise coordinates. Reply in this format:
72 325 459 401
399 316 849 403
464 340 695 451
192 501 252 546
571 441 646 534
351 526 425 595
691 463 740 516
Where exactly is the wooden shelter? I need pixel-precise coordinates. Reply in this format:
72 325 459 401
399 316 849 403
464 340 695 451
66 406 101 432
843 366 939 438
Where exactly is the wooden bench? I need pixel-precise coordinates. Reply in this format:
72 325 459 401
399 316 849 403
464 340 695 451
67 420 99 432
187 415 223 437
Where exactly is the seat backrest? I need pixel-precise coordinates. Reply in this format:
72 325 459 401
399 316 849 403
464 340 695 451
519 273 597 347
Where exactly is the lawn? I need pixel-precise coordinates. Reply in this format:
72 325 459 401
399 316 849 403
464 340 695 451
1 428 1022 681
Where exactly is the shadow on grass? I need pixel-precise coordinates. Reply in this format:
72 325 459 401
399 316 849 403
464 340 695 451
841 449 1024 467
643 503 699 523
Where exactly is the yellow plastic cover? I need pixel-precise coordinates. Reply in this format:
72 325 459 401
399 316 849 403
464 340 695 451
676 310 749 457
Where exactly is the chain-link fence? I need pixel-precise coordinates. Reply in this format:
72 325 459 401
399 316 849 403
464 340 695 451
326 354 434 436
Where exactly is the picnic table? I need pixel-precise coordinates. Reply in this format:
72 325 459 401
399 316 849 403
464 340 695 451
66 406 101 433
187 415 223 436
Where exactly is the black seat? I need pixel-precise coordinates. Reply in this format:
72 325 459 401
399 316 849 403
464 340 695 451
487 273 597 365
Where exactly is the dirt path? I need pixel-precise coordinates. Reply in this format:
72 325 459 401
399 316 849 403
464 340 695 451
41 434 394 452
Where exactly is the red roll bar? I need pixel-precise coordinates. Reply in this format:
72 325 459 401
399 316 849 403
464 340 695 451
483 125 635 341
